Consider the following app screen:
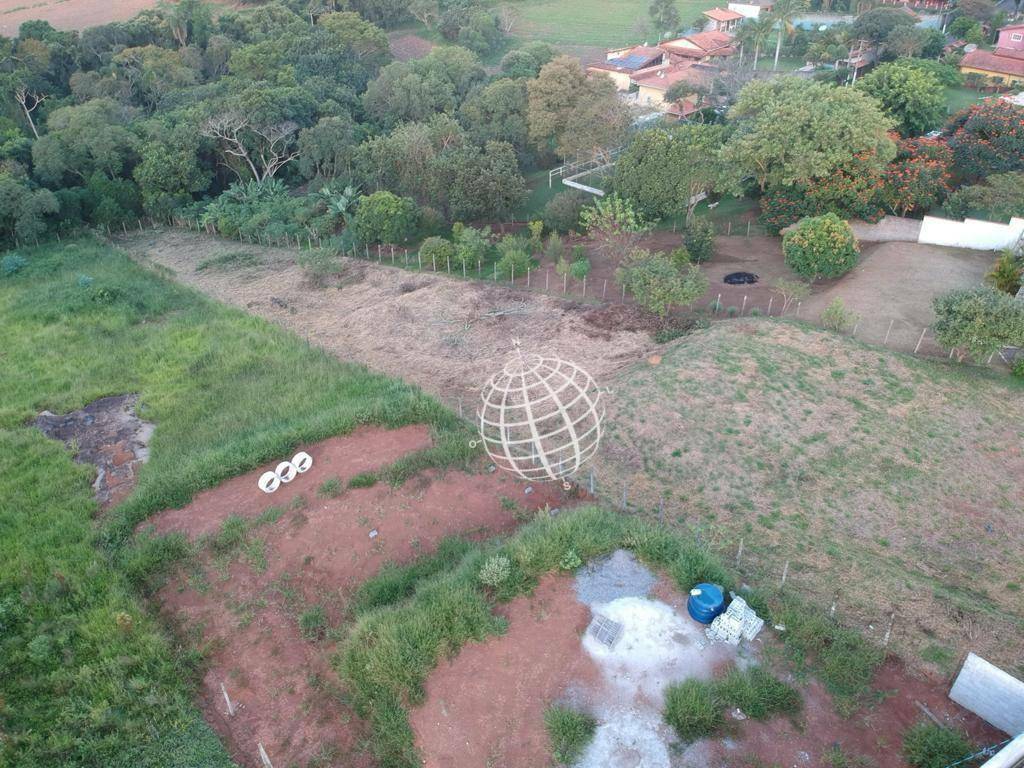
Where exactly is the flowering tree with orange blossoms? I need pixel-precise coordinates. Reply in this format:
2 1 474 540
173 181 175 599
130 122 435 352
946 99 1024 181
882 137 952 217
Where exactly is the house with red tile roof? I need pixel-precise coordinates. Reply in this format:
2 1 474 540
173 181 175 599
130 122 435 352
959 25 1024 87
702 7 745 33
586 45 666 90
660 31 737 62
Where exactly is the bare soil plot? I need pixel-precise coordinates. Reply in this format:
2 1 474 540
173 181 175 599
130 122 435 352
123 229 653 410
0 0 227 34
148 425 571 768
388 32 435 62
801 241 994 351
594 319 1024 673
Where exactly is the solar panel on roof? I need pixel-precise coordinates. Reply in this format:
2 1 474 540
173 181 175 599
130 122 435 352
607 54 650 69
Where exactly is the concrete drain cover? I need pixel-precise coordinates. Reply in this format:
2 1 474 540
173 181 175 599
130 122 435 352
589 614 624 649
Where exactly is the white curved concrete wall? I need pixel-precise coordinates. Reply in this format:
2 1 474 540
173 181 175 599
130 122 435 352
919 216 1024 251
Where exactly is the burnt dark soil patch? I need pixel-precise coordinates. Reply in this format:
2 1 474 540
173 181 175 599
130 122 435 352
34 394 153 508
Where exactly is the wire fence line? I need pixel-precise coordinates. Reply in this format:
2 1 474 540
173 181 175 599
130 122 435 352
115 216 1019 374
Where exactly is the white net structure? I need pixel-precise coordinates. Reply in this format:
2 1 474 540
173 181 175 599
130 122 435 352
477 348 604 482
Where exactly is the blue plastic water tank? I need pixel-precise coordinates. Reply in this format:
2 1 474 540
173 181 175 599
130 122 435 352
687 583 725 624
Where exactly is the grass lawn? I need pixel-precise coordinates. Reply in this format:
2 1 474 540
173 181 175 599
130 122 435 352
505 0 719 48
516 167 563 221
0 237 469 768
943 86 984 116
595 319 1024 672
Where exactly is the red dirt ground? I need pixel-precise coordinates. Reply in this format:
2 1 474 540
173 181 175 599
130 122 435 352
408 570 1004 768
410 573 602 768
708 656 1005 768
147 425 571 768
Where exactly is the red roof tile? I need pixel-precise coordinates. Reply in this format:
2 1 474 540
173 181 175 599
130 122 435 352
703 8 745 21
961 48 1024 78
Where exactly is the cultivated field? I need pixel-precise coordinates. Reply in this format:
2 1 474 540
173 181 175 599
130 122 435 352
122 228 1024 675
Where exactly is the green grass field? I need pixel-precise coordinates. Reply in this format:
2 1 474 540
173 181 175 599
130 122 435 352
0 237 469 768
943 86 984 116
506 0 719 48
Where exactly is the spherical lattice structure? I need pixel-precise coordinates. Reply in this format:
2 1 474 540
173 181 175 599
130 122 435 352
477 348 604 482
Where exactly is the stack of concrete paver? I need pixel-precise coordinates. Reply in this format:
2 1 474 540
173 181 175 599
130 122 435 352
705 595 764 646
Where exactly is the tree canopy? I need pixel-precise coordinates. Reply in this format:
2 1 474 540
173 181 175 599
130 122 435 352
724 77 896 191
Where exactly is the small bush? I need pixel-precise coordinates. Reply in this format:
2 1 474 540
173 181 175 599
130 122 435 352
494 241 532 279
544 705 596 764
543 233 565 262
902 723 973 768
683 216 716 263
479 554 512 587
568 256 591 280
543 190 585 233
352 191 419 245
668 247 692 268
783 214 859 280
317 477 342 498
1 253 27 276
616 249 709 317
664 679 722 740
986 249 1022 295
559 549 582 571
418 236 456 271
821 297 859 332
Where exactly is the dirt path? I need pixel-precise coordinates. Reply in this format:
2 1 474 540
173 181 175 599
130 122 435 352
150 425 573 768
123 229 653 411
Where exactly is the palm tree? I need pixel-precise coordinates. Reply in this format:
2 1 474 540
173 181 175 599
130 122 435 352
737 16 775 71
770 0 809 71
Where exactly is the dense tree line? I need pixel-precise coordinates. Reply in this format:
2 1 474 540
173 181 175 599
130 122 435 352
0 0 632 248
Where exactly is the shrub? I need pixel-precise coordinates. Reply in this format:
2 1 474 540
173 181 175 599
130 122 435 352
772 277 812 314
668 247 692 268
352 191 419 245
616 249 709 317
933 285 1024 362
683 216 716 263
821 297 859 332
783 214 859 280
987 249 1023 296
495 235 533 278
451 223 492 268
418 236 456 271
544 706 596 764
760 185 813 234
478 554 512 587
559 549 582 571
568 255 591 280
543 233 565 262
1013 357 1024 378
1 252 27 276
543 190 585 233
902 723 973 768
